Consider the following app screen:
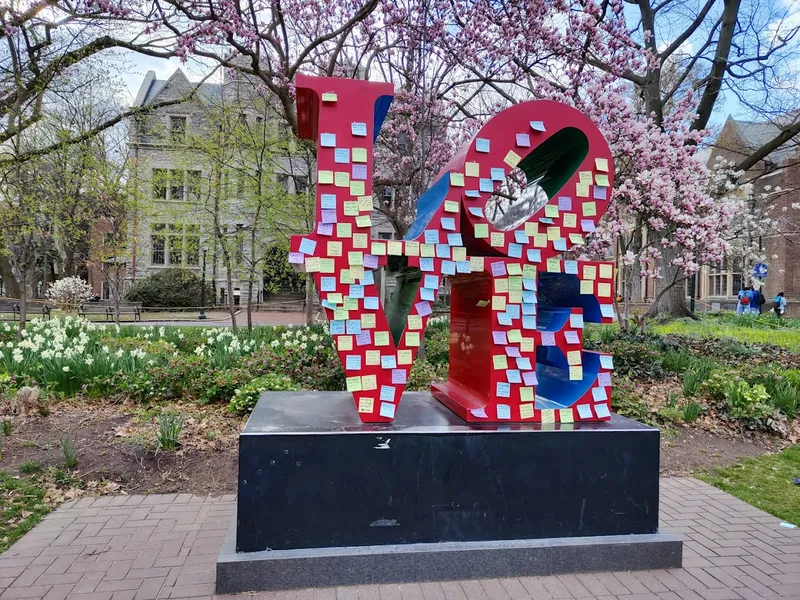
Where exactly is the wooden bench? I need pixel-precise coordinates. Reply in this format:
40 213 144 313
0 301 51 320
78 304 112 321
108 305 141 322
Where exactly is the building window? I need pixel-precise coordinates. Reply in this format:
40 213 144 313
169 116 187 143
167 225 184 265
277 174 290 192
169 170 184 200
379 232 393 240
151 224 166 265
187 170 202 200
235 224 245 265
294 176 308 195
153 169 167 200
186 225 200 266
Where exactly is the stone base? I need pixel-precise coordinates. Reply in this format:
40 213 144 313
216 515 682 593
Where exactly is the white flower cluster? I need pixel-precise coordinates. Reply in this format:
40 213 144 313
46 277 94 305
269 327 327 353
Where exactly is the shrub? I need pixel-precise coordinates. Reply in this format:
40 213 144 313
601 339 665 380
124 269 214 307
229 373 299 415
611 382 654 424
157 411 184 450
46 276 94 307
683 401 703 422
1 418 11 436
721 381 772 421
683 370 701 397
662 351 693 373
421 320 450 365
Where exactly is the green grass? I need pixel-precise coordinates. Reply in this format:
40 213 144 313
0 472 51 553
697 445 800 526
653 320 800 351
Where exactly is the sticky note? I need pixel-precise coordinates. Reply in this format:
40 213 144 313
576 184 589 197
580 280 593 294
476 138 490 153
371 241 386 255
450 172 464 187
321 133 336 147
583 265 597 280
318 170 334 184
304 257 320 272
452 247 467 261
358 397 373 412
600 264 613 279
405 332 420 347
583 202 596 216
560 409 574 423
444 200 459 213
504 150 522 168
496 382 511 398
544 204 559 218
322 92 338 102
375 331 390 346
352 148 367 163
351 122 367 136
398 350 412 365
595 158 609 172
492 295 506 311
494 278 509 293
516 133 531 147
381 355 397 369
493 355 508 370
365 350 380 366
520 403 534 419
546 258 561 272
569 366 583 380
346 375 362 392
567 350 582 365
335 148 350 163
465 162 479 177
362 374 377 390
408 315 422 329
350 181 365 196
595 174 609 187
520 388 534 403
361 314 376 329
405 241 419 256
490 232 505 247
470 256 484 271
335 172 350 187
530 120 546 132
352 233 367 248
474 224 489 238
598 283 611 297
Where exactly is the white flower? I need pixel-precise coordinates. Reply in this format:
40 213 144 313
85 357 94 365
62 366 70 372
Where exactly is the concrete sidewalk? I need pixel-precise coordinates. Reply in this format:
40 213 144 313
0 478 798 599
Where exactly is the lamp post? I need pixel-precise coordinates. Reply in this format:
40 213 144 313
199 246 208 320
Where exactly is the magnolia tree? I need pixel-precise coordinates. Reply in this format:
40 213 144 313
46 277 94 310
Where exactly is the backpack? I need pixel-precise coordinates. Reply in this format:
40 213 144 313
740 293 750 305
757 291 766 306
774 298 782 308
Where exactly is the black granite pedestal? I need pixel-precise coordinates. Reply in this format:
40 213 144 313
216 392 682 593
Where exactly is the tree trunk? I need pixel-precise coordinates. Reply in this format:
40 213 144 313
18 272 27 337
0 256 20 298
222 250 237 332
305 277 315 325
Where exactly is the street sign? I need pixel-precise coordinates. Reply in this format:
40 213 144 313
753 263 768 278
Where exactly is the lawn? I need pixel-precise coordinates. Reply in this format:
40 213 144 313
0 472 51 553
697 445 800 526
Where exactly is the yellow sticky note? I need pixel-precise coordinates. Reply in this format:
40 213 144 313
523 265 536 278
576 184 589 197
569 366 583 380
328 293 343 304
520 338 534 352
338 335 353 351
598 283 611 297
420 244 435 257
450 172 465 187
355 215 371 228
348 251 363 266
322 92 338 102
563 213 577 228
525 221 538 236
541 409 556 424
547 258 561 273
452 247 467 261
352 148 367 163
366 350 380 365
595 174 609 187
520 388 534 402
493 355 508 369
595 158 609 172
361 314 376 329
492 295 506 311
305 257 320 272
371 241 387 256
374 331 390 346
520 403 535 419
476 299 490 307
567 350 582 365
508 291 521 304
320 258 335 273
388 241 402 255
444 200 459 213
352 233 367 248
327 241 342 256
350 265 364 279
507 263 522 276
465 162 480 177
318 170 334 185
362 374 377 391
358 397 373 412
470 256 484 271
405 241 419 256
336 223 352 238
559 408 574 423
358 195 372 212
344 201 359 216
507 329 522 343
579 171 592 184
534 233 548 247
509 277 522 291
350 181 365 196
580 280 593 294
547 226 561 241
346 376 362 392
405 331 420 347
583 265 597 280
335 172 350 187
545 204 559 218
344 297 358 311
334 301 349 317
494 278 509 293
569 233 584 245
490 232 505 247
504 150 522 168
408 315 422 330
474 224 489 239
599 264 613 279
398 350 413 365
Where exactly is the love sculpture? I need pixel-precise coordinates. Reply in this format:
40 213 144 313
289 75 616 424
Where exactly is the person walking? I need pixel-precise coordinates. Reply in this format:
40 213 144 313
773 292 787 317
753 286 766 314
736 285 752 315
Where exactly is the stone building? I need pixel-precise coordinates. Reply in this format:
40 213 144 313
90 67 394 305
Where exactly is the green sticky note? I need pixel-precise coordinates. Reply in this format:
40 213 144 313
318 170 333 184
474 224 489 238
374 331 390 346
352 148 367 163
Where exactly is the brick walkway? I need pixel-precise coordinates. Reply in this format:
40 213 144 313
0 478 798 599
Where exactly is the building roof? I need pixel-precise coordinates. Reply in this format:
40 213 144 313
726 114 799 164
133 68 222 108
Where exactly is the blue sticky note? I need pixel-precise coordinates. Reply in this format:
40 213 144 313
424 275 439 289
594 186 607 200
465 190 481 197
497 404 511 419
476 138 490 153
424 230 439 244
352 164 368 180
420 258 434 272
361 270 374 285
507 370 521 383
321 300 335 309
441 218 456 231
530 121 546 132
539 217 554 225
522 291 537 304
558 196 572 211
506 304 520 319
468 207 484 217
447 233 463 246
334 148 350 163
346 320 362 334
553 238 567 251
321 194 336 209
497 314 513 326
514 231 529 244
321 133 336 147
490 168 505 181
321 277 336 291
522 303 536 315
346 355 361 370
442 261 456 275
508 243 522 258
364 297 379 310
479 178 494 193
381 355 397 369
496 382 511 397
527 249 542 263
517 357 532 370
564 261 578 275
380 386 395 401
330 321 345 335
600 304 614 318
456 261 471 273
436 244 450 259
349 284 364 298
522 278 536 290
600 355 614 369
351 122 367 136
299 238 316 255
420 288 435 301
522 315 537 330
